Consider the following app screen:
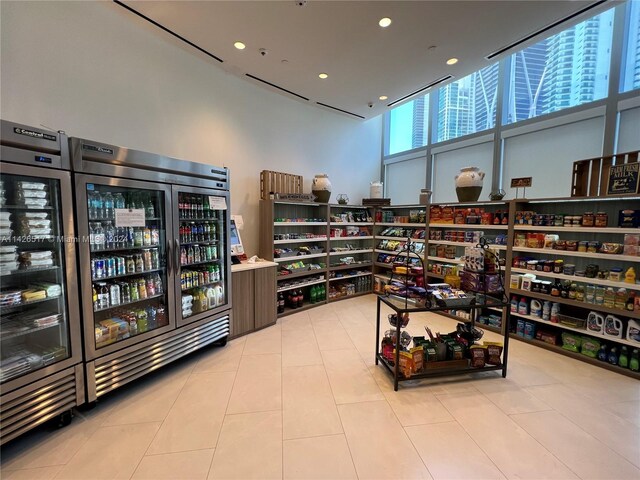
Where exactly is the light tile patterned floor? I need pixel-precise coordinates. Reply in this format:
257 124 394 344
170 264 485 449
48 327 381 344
2 295 639 479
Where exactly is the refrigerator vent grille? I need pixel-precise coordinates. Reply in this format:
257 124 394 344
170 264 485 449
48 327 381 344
0 371 78 445
93 316 230 399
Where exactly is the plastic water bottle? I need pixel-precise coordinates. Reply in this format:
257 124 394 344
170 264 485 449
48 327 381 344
94 223 105 251
114 192 126 209
88 191 98 219
103 192 114 220
105 221 116 250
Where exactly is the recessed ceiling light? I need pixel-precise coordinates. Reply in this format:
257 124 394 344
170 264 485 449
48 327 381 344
446 57 458 65
234 41 246 50
379 95 388 100
379 17 392 28
318 73 328 79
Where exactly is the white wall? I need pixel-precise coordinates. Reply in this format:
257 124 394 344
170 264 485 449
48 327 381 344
502 116 604 199
0 1 382 255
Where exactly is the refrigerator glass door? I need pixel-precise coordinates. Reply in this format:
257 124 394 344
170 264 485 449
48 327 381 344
76 176 175 359
173 187 230 327
0 169 77 385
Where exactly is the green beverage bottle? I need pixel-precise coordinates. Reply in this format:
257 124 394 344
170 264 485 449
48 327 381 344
619 346 629 368
630 349 639 372
310 285 317 304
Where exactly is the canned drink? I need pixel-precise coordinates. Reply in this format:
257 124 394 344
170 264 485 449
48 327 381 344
106 257 116 277
116 257 126 275
143 249 153 271
186 271 192 289
95 259 105 279
180 272 186 290
151 249 159 269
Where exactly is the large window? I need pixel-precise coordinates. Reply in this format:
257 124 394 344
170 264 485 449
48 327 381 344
387 95 429 155
506 8 614 124
621 0 640 92
436 63 499 143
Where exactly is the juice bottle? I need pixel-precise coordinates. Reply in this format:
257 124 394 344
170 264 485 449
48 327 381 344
207 287 217 309
603 287 615 308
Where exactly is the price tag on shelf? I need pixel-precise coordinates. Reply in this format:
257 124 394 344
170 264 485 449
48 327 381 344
115 208 146 227
209 196 227 210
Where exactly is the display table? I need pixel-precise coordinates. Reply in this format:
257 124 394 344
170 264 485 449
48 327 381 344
231 260 278 338
376 294 510 391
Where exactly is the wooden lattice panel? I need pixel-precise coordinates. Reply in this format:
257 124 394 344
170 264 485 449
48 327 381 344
260 170 303 199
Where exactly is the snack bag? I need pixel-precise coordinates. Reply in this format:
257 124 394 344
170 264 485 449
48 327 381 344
483 341 503 365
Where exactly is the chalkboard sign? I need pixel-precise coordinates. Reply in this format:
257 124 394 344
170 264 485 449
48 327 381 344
607 163 639 196
510 177 532 188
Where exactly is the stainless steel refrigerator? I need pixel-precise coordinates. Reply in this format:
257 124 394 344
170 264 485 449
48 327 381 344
0 121 84 445
70 137 231 403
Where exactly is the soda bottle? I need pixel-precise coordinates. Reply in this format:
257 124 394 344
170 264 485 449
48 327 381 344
310 285 317 304
196 195 204 218
297 289 304 308
187 246 194 265
178 193 184 218
180 247 187 266
203 195 211 219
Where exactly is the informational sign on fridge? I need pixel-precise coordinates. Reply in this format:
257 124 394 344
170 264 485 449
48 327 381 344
115 208 146 227
209 196 227 210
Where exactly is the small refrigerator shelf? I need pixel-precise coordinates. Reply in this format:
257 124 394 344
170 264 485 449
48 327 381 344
180 258 223 268
0 295 61 313
94 292 164 312
91 245 161 254
93 267 163 282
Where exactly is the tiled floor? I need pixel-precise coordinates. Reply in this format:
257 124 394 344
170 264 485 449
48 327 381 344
2 295 639 480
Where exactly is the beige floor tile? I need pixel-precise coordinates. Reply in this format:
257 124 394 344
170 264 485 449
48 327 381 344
512 410 640 479
309 309 342 328
283 434 357 480
242 324 281 355
279 311 312 331
473 378 552 415
226 353 282 414
146 371 235 454
604 400 640 427
1 466 62 480
192 337 246 374
567 372 640 404
208 411 282 480
0 412 103 470
526 383 640 467
437 391 578 479
338 401 432 479
312 323 355 351
54 422 160 480
504 358 562 387
282 325 323 367
131 449 215 480
406 422 506 480
322 349 384 404
282 365 342 439
98 369 188 427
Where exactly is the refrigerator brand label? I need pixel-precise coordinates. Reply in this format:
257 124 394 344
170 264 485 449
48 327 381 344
13 127 56 142
209 196 227 210
35 155 52 164
115 208 146 227
83 144 114 155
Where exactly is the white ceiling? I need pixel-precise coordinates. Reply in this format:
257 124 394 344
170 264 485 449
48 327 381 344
119 0 616 120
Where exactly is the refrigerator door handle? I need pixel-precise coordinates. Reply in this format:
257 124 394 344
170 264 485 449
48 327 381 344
166 240 172 275
174 239 180 276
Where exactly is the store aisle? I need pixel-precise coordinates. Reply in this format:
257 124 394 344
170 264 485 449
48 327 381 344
1 294 639 479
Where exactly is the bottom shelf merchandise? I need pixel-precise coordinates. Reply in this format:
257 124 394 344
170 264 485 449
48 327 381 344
277 283 326 315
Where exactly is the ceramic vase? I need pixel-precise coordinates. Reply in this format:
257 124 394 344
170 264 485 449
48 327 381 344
312 174 332 203
455 167 485 202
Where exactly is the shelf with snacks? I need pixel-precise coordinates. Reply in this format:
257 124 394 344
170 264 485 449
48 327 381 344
428 240 507 250
273 236 327 245
329 235 374 241
430 223 508 230
328 248 373 256
0 295 61 313
0 322 63 342
376 235 425 243
0 265 61 277
514 225 639 234
329 270 372 282
277 275 326 293
329 222 374 226
274 221 327 226
375 222 426 228
276 267 328 280
511 267 640 291
273 252 327 262
330 261 372 271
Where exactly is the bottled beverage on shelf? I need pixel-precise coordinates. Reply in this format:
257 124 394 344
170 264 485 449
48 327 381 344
134 227 143 247
144 193 155 218
187 245 195 264
178 193 185 218
203 195 211 219
88 191 100 220
310 285 317 304
114 192 126 209
151 226 159 246
104 221 116 249
277 292 285 313
103 192 114 220
146 305 157 330
143 226 152 246
297 289 304 308
180 247 187 265
94 223 105 251
89 223 96 249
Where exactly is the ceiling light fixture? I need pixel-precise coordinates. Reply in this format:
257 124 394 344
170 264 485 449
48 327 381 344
446 57 458 65
234 41 246 50
318 73 328 79
379 95 388 100
379 17 392 28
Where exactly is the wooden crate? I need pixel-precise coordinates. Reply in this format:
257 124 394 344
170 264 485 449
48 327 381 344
571 150 639 197
260 170 303 200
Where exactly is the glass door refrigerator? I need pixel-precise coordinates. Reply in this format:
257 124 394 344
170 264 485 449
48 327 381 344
70 137 231 403
0 121 84 445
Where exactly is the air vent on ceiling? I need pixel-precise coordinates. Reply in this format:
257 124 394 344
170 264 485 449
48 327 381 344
485 0 608 60
315 103 365 119
113 0 223 63
245 74 310 101
387 76 453 107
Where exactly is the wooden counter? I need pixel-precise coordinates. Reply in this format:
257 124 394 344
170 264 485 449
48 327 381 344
230 261 278 338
